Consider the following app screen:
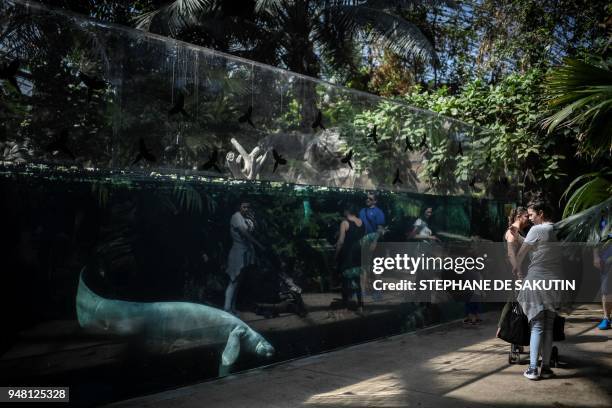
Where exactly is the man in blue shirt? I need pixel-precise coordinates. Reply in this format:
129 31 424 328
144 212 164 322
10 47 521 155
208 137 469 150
359 193 386 235
359 193 386 302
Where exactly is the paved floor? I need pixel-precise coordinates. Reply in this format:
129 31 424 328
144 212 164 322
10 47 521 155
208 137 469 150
109 305 611 408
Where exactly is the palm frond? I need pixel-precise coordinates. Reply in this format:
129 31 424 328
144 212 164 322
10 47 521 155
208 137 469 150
173 183 203 214
364 0 458 9
542 58 612 158
135 0 213 34
328 5 436 63
255 0 282 14
555 196 612 243
560 170 612 219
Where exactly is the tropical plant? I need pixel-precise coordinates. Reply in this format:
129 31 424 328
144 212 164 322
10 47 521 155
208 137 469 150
402 69 567 197
542 57 612 160
559 169 612 219
555 195 611 243
135 0 438 77
0 139 32 163
538 55 612 241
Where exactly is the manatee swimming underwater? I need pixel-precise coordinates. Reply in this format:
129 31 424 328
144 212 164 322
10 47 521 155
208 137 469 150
76 272 274 373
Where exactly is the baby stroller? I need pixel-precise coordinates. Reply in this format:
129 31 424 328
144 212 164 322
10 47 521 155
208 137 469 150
500 302 564 367
242 250 307 318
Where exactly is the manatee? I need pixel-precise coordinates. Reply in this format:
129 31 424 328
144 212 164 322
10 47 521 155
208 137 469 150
76 272 274 374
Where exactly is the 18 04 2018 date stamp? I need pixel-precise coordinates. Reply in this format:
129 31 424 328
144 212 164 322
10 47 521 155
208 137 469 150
1 387 69 402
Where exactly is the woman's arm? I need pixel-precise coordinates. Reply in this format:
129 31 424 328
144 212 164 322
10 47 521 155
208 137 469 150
514 243 533 278
505 230 519 270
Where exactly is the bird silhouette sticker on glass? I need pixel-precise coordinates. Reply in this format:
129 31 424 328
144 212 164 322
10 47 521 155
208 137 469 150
311 110 325 130
238 106 255 128
272 149 287 173
341 149 353 169
200 149 222 173
419 135 428 149
392 168 402 185
367 125 378 144
404 136 413 152
132 138 156 165
168 93 190 119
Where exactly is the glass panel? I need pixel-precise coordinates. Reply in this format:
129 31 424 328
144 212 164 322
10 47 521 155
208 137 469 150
0 0 517 405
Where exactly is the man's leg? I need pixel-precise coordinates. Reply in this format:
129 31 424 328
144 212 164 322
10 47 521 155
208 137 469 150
598 262 611 329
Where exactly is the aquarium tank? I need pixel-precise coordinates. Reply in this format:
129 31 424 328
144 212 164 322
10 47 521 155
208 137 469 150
0 0 515 405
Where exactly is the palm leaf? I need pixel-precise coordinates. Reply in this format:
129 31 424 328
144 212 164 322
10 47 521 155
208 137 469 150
561 171 612 219
135 0 213 34
255 0 283 14
542 57 612 158
173 183 203 214
328 4 436 63
555 196 612 243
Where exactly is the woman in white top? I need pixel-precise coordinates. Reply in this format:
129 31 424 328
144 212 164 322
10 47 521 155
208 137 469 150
515 200 562 380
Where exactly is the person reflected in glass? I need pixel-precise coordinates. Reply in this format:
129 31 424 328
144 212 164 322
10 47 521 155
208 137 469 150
515 200 562 380
359 193 386 236
335 204 365 312
359 193 386 301
408 207 440 242
224 200 264 315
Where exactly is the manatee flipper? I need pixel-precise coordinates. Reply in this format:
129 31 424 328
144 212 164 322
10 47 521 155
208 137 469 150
221 326 247 368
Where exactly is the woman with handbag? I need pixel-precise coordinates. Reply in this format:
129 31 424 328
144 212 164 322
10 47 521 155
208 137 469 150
497 206 530 336
515 200 563 380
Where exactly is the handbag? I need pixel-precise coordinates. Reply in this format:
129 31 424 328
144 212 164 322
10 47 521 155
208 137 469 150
498 302 530 346
553 315 565 342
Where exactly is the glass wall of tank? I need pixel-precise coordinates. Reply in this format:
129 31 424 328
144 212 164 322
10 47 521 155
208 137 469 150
0 0 513 404
0 0 515 197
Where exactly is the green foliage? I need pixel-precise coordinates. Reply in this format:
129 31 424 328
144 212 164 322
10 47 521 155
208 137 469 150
279 98 302 130
556 196 612 243
173 183 204 214
542 57 612 160
402 69 567 192
560 169 612 219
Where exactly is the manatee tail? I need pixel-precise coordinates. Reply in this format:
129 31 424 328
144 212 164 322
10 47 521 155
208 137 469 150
76 268 105 329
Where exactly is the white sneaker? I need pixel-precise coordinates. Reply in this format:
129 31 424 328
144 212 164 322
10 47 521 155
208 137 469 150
523 367 539 380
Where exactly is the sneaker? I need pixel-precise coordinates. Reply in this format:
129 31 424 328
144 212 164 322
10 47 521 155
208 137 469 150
540 366 555 379
597 318 610 330
523 367 539 380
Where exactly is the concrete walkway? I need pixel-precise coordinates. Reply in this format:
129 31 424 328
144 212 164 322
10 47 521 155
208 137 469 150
109 305 611 408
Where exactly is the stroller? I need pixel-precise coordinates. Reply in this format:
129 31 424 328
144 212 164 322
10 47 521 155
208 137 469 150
254 272 307 318
241 250 308 318
508 345 560 367
500 302 564 367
